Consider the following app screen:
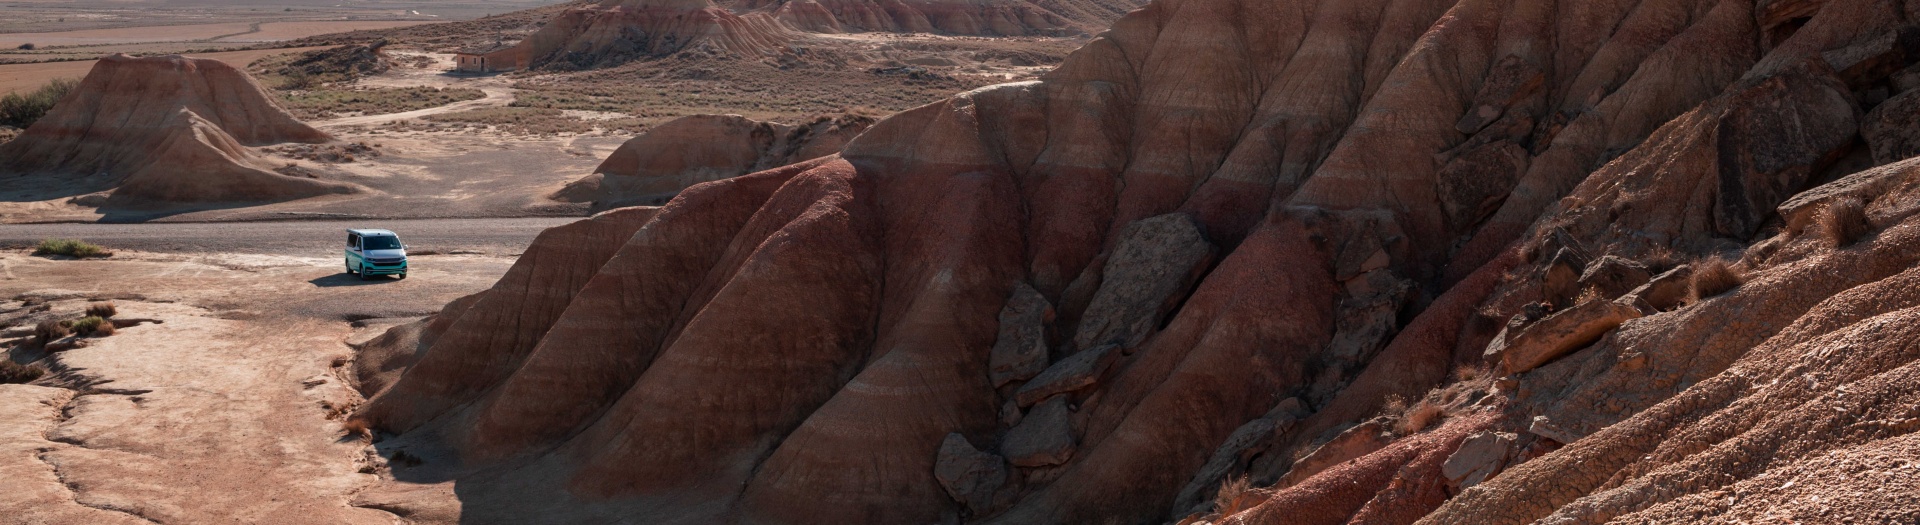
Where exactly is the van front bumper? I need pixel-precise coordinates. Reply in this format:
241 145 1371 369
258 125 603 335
361 261 408 275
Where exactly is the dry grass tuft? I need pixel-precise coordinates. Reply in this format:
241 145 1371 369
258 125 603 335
1211 476 1261 518
85 301 117 318
1689 256 1747 302
1 360 46 384
343 417 371 439
1454 364 1490 383
31 320 69 347
1396 397 1446 435
1819 197 1868 247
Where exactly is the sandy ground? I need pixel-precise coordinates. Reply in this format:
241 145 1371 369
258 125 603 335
0 46 331 95
0 224 538 522
1 51 628 224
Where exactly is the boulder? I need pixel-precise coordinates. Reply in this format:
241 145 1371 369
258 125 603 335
934 433 1009 516
989 282 1054 387
1621 264 1693 312
1012 344 1116 407
1576 256 1651 301
1003 395 1076 467
1071 214 1215 352
1487 299 1641 375
1440 431 1517 490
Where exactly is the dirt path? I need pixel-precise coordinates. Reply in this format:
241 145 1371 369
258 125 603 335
315 86 515 128
0 244 525 523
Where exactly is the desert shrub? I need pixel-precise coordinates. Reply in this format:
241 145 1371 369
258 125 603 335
85 301 117 318
1690 256 1747 301
32 238 108 258
0 360 45 384
1395 397 1445 435
398 106 646 135
343 417 371 438
32 320 69 346
1454 364 1489 383
1212 476 1259 517
69 316 108 336
1820 197 1868 247
17 43 34 50
0 77 78 128
275 86 484 120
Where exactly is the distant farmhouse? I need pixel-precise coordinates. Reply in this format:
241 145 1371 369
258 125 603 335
454 42 527 74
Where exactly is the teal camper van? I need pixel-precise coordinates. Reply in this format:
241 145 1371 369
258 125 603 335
345 229 409 280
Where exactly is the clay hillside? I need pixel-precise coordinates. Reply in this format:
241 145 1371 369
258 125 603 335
0 55 358 207
351 0 1920 524
551 113 875 210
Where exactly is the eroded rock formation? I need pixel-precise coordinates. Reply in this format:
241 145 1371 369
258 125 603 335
551 113 874 210
358 0 1920 523
0 54 356 206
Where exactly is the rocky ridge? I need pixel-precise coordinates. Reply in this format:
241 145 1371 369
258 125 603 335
355 0 1920 523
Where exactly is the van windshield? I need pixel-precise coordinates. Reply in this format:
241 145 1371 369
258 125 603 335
362 236 402 250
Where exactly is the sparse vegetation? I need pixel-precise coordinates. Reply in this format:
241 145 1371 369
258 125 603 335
69 316 110 336
1819 197 1868 247
16 43 34 50
31 320 69 347
392 106 648 135
0 360 45 384
275 86 485 120
0 77 78 128
1689 256 1747 301
32 238 110 258
86 301 117 318
249 42 392 88
1211 476 1260 518
1395 397 1446 435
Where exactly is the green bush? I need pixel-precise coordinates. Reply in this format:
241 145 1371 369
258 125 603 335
70 316 111 336
32 239 109 258
0 78 78 128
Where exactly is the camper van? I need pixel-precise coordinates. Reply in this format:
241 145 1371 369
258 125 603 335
345 229 408 280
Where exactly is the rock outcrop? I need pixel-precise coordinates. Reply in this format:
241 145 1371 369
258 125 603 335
358 0 1920 523
0 54 356 206
551 113 873 210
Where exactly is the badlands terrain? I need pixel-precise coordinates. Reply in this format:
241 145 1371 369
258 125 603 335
9 0 1920 523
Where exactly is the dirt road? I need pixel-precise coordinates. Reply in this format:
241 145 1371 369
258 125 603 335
0 213 558 522
0 217 576 256
314 86 515 128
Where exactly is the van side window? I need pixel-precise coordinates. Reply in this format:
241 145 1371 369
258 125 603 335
348 234 359 250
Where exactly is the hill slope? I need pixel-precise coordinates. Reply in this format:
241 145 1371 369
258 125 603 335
352 0 1920 523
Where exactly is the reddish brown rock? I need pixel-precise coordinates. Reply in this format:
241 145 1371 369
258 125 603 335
989 282 1055 387
352 0 1920 524
553 114 874 210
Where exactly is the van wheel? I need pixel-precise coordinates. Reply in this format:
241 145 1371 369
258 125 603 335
358 268 373 280
397 273 407 280
346 260 355 275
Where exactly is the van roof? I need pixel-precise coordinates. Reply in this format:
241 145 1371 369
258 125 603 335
348 229 397 236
